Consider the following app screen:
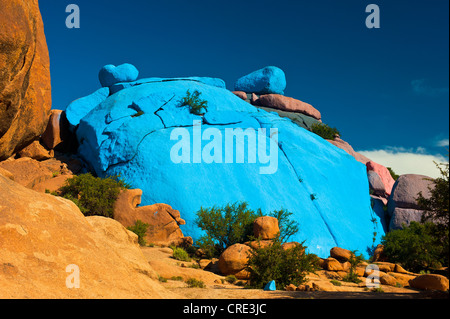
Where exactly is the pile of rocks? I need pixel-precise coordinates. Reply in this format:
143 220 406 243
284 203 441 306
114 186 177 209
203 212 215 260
201 220 449 293
232 66 322 131
387 174 434 230
317 247 416 286
314 247 449 292
214 216 297 280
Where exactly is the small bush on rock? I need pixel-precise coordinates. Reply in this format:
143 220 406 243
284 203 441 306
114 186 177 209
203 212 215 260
246 236 319 290
195 202 299 258
310 123 340 140
127 220 149 246
387 167 400 181
172 247 191 262
181 90 208 115
195 202 259 258
186 278 206 288
58 173 130 218
342 250 364 283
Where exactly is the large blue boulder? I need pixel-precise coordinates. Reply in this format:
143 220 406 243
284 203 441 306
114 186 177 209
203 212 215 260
75 76 384 258
65 86 110 131
110 76 226 95
234 66 287 95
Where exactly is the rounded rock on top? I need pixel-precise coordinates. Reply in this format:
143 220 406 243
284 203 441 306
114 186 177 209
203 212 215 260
99 63 140 87
234 66 287 95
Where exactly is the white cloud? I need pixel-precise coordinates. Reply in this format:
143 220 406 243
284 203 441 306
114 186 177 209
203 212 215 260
435 138 449 148
357 147 448 179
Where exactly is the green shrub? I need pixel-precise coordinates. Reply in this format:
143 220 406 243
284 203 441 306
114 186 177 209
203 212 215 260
172 247 191 262
381 221 446 272
195 202 262 257
158 276 168 283
181 90 208 115
310 123 340 140
330 280 342 286
58 173 130 218
270 209 300 243
246 236 318 290
186 278 206 288
387 167 400 181
225 275 237 284
342 250 364 284
127 220 149 246
194 202 299 258
417 161 449 268
171 276 184 281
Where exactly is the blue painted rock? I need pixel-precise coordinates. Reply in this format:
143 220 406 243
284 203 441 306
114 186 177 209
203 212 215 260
234 66 287 95
98 63 139 87
75 76 385 258
110 76 226 95
264 280 276 291
65 87 110 131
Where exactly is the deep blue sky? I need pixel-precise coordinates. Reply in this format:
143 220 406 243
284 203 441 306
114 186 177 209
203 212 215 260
39 0 449 171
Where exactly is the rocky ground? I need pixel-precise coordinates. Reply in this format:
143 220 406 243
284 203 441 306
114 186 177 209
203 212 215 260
142 246 447 300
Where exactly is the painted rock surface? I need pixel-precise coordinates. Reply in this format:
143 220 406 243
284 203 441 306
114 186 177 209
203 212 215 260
74 72 384 258
234 66 287 95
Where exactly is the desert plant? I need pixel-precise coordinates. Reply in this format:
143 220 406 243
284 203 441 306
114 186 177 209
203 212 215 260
342 250 364 283
186 278 206 288
225 275 238 284
171 276 184 281
330 280 342 286
246 236 319 290
172 247 191 262
381 221 446 272
310 123 340 140
417 161 449 267
195 202 259 257
387 167 400 181
58 173 130 218
127 220 149 246
158 276 168 283
269 209 299 243
194 202 299 258
180 90 208 115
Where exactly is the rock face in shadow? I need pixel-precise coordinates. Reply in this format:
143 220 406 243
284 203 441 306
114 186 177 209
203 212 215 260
0 174 178 299
0 0 52 160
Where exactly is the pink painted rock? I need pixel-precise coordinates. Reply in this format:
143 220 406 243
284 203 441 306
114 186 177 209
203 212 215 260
366 161 396 196
255 94 321 120
327 138 371 164
232 91 248 101
250 93 259 105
